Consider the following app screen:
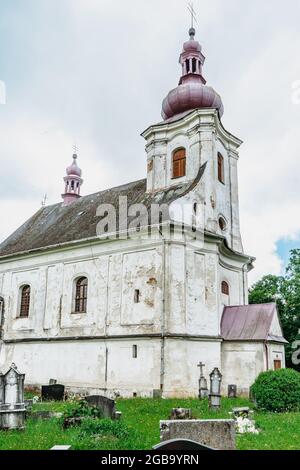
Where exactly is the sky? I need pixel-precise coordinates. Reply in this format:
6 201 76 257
0 0 299 285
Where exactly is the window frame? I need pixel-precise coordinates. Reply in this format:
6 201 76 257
73 276 88 314
221 281 230 296
19 285 31 318
172 148 186 180
217 153 225 184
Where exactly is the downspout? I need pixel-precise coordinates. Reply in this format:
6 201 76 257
242 262 248 305
264 341 269 371
160 237 167 395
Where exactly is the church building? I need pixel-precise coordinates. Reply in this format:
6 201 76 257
0 27 287 397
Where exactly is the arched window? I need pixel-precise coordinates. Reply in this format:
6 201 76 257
172 148 186 179
219 216 227 231
19 285 31 318
218 153 225 184
221 281 229 296
74 277 88 313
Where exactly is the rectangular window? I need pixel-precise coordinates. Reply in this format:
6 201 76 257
172 149 186 179
218 153 225 184
132 345 138 359
134 289 140 304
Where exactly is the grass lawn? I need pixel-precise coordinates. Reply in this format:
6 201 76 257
0 398 300 450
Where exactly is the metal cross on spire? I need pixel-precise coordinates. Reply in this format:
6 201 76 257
73 144 78 155
188 2 197 29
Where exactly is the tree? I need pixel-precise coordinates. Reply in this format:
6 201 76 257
249 249 300 370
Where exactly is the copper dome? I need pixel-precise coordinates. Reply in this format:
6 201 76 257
161 29 224 120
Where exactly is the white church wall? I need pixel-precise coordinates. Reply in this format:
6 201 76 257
163 338 221 398
0 239 164 342
0 338 162 397
268 344 286 370
221 341 265 396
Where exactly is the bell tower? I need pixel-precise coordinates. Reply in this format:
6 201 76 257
62 152 83 206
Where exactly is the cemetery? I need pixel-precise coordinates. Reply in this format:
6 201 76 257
0 363 300 450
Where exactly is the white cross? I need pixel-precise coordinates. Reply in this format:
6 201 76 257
188 2 197 28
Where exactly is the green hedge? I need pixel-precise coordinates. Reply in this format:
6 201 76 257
250 369 300 412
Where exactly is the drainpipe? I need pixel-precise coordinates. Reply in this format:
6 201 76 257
160 236 167 395
242 262 248 305
0 298 4 340
264 341 269 371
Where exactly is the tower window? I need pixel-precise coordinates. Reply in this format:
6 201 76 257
219 217 226 231
134 289 140 304
186 59 190 73
132 345 138 359
19 285 31 318
192 58 197 73
221 281 229 296
172 148 186 179
74 277 88 313
218 153 225 184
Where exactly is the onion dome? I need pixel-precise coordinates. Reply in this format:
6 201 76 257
161 28 224 120
66 154 82 177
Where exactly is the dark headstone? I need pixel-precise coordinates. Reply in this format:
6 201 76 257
228 384 237 398
153 439 215 451
153 389 162 399
84 395 116 419
41 384 65 401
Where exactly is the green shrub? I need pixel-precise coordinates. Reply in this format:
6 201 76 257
62 399 103 420
250 369 300 412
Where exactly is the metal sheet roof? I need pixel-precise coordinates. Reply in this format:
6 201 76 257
221 303 286 342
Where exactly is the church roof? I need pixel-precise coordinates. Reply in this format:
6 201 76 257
0 164 207 259
221 303 287 343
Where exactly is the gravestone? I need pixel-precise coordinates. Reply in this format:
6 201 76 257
170 408 192 420
198 362 209 399
41 384 65 401
232 407 252 419
153 439 215 451
209 368 222 410
228 385 237 399
160 419 236 450
84 395 116 419
0 363 26 430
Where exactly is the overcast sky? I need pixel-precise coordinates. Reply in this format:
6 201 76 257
0 0 299 284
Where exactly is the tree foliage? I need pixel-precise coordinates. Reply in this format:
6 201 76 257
249 249 300 370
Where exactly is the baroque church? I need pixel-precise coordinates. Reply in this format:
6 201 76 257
0 27 287 397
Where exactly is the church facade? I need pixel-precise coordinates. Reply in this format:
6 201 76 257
0 28 286 397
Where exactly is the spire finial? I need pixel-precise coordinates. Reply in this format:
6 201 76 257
188 2 197 32
73 144 78 157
